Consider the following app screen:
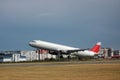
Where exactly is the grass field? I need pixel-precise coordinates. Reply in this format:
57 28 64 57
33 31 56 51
0 63 120 80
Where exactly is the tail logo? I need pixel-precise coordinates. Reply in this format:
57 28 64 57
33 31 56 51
90 42 101 53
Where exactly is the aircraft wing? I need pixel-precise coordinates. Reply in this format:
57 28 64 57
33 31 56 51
49 49 88 55
66 49 88 53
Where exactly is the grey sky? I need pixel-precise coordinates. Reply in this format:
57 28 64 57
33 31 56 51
0 0 120 50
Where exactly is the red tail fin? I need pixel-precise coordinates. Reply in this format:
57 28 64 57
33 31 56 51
90 42 101 54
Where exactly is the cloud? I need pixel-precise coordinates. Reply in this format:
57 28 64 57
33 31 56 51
37 13 53 17
0 0 120 50
0 0 120 29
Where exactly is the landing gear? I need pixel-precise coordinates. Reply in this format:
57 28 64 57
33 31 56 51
57 52 64 61
67 53 71 61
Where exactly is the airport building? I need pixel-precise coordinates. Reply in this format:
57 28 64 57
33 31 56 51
99 48 120 59
0 50 56 62
0 51 26 62
0 48 120 62
21 50 56 61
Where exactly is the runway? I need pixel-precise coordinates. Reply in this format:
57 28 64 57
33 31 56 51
0 60 120 67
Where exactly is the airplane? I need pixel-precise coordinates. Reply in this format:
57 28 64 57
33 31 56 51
29 40 101 57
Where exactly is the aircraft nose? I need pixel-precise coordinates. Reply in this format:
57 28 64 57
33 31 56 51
29 42 33 46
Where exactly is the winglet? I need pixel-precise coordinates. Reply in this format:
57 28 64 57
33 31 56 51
90 42 101 54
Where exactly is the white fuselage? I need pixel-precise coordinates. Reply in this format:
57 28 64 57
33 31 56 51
73 50 95 56
29 40 78 50
29 40 95 56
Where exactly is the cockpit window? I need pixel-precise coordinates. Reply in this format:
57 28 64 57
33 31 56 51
32 40 37 42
